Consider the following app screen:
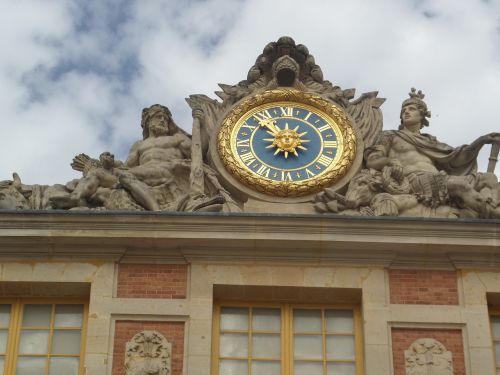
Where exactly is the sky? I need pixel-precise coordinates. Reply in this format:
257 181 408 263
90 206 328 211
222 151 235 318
0 0 499 185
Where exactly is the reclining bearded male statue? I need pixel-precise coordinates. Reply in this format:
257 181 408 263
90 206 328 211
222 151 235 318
3 104 232 212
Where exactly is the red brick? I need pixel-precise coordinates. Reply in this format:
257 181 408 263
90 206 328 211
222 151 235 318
391 328 464 375
117 264 188 299
389 270 458 305
112 320 184 375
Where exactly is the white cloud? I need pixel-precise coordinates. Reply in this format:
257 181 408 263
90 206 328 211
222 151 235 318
0 0 499 187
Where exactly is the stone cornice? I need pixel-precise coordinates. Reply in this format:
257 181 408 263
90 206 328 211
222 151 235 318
0 211 498 268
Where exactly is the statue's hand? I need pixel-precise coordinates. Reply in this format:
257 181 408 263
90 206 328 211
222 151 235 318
476 132 500 146
192 108 204 120
388 159 404 182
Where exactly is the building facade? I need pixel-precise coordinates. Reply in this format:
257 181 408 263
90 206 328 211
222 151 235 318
0 212 499 374
1 36 499 375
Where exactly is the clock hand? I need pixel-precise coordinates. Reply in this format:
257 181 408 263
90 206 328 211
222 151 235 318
258 118 279 134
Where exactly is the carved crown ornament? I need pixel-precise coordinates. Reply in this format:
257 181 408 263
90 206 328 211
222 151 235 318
0 36 499 218
404 338 453 375
124 330 172 375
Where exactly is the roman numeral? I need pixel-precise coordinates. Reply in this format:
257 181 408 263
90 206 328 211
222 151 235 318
281 171 293 181
317 154 333 167
240 152 256 166
236 139 250 147
253 110 273 123
304 112 312 122
256 165 271 178
279 107 293 117
305 168 315 178
324 141 338 148
241 122 256 131
318 124 331 132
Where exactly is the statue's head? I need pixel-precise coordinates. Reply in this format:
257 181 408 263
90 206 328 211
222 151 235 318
345 169 383 208
399 88 431 129
99 152 114 170
141 104 177 139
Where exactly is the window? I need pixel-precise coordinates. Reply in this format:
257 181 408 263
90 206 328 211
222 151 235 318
491 313 500 374
0 300 88 375
212 303 363 375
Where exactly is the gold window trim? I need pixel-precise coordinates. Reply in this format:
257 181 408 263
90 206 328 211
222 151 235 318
489 309 500 372
211 301 364 375
0 298 89 375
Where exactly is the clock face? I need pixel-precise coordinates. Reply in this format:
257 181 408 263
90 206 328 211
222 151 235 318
232 102 341 182
217 90 357 197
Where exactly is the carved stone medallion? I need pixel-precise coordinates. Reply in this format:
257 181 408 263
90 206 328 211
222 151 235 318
124 330 172 375
404 338 453 375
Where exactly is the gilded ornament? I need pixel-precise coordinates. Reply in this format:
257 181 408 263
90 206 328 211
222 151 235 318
217 89 357 197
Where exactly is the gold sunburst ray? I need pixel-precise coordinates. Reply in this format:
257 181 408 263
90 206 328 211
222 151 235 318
298 145 307 151
284 151 289 158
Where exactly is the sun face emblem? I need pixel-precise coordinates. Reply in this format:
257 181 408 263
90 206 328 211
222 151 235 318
260 119 310 158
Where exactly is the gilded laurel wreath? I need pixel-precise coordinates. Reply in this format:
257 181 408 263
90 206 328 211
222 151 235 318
217 89 357 197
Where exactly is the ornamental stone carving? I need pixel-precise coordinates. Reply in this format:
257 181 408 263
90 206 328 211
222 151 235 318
404 338 453 375
1 37 499 217
315 88 500 219
124 330 171 375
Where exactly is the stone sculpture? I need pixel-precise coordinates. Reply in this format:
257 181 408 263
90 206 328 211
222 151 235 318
404 338 453 375
0 174 30 210
124 330 171 375
0 36 498 218
113 104 232 212
187 36 385 163
49 152 138 210
315 88 500 219
1 104 233 212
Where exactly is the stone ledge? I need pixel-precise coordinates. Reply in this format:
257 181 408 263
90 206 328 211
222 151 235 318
0 211 498 267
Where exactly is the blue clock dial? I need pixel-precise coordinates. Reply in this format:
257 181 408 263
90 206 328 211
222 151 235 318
217 89 358 198
231 103 343 183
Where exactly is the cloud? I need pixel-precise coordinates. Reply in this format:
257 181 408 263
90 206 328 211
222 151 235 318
0 0 499 187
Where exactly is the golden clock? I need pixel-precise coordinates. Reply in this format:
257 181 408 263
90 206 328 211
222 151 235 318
217 89 357 197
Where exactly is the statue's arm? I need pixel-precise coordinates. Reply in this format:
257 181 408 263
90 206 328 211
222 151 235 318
124 142 141 167
178 134 192 159
113 159 124 168
365 132 405 181
364 132 395 170
365 146 391 170
452 132 500 167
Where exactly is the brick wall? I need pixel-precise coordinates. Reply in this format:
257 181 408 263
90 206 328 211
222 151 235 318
113 320 185 375
392 328 464 375
117 264 187 299
389 269 458 305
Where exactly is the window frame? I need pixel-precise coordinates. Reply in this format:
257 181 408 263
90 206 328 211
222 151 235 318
0 298 89 375
211 301 364 375
490 309 500 374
